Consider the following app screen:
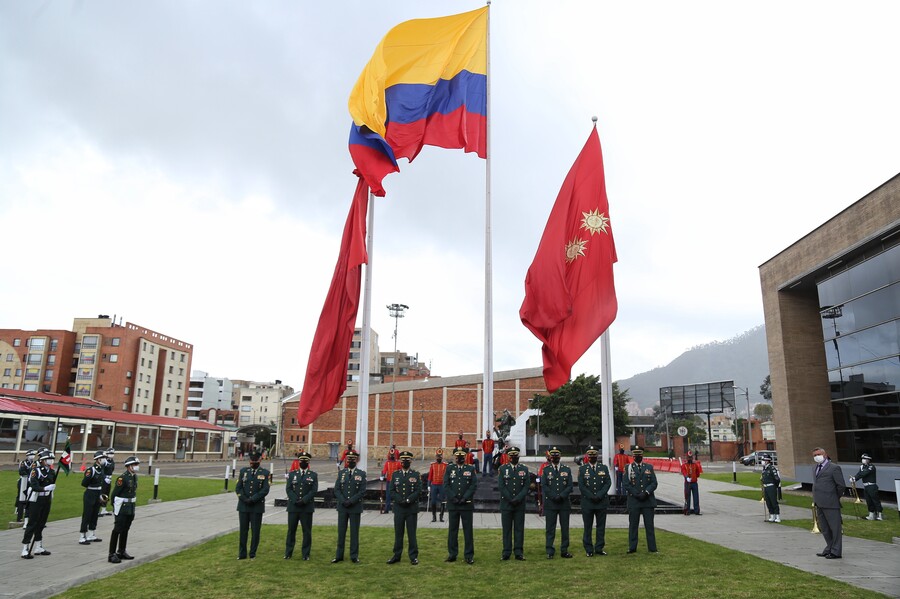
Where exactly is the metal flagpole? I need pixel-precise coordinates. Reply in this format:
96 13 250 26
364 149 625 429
482 0 494 437
355 189 375 472
600 329 614 472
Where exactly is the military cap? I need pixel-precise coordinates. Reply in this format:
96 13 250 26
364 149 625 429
619 443 624 449
93 450 107 460
346 439 354 446
298 450 312 460
453 447 467 457
861 453 872 460
507 447 521 456
631 445 644 456
124 455 140 467
249 450 262 461
435 448 444 455
25 449 36 458
105 447 116 455
345 449 360 458
38 448 55 461
548 447 562 457
585 446 599 456
399 450 414 460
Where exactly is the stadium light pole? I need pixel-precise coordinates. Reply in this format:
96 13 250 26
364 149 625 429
732 386 751 456
387 303 409 448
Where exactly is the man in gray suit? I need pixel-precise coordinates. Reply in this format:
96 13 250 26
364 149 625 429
812 447 845 559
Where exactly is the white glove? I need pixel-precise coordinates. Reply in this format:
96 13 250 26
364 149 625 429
104 476 112 485
44 484 56 492
686 478 692 483
849 477 855 483
535 477 541 483
380 476 385 481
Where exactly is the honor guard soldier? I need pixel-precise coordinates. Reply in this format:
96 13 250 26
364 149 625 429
21 449 57 559
613 445 630 496
108 456 140 563
578 446 611 556
235 450 270 560
332 449 366 563
760 455 781 522
285 450 318 560
541 447 573 559
498 446 529 561
337 440 355 469
445 447 478 564
850 453 883 521
380 448 402 513
16 449 37 524
427 449 448 522
623 445 658 553
387 451 421 565
100 448 116 516
680 451 703 515
79 450 107 545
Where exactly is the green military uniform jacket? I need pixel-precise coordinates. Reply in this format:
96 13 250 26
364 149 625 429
761 464 780 486
334 466 367 514
286 468 318 514
623 461 657 508
390 468 421 512
82 464 105 491
28 465 57 500
445 463 477 511
541 463 573 510
498 463 529 511
236 466 270 513
853 463 877 485
578 462 611 510
110 470 138 516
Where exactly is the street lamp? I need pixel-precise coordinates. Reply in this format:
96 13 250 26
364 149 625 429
732 386 751 456
387 303 409 447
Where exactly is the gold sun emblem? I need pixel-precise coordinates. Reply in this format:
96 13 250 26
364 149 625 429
565 237 588 263
581 208 610 235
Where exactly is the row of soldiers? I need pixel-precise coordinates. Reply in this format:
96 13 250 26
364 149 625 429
15 447 142 562
235 444 661 562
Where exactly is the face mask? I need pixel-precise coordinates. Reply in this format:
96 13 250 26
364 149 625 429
813 455 825 464
99 458 108 466
862 459 869 465
456 456 465 464
634 455 643 463
299 461 309 469
588 456 597 464
687 458 693 463
401 460 412 469
46 460 55 467
346 460 357 468
250 462 260 468
132 466 140 472
619 449 624 454
510 456 519 464
551 456 560 464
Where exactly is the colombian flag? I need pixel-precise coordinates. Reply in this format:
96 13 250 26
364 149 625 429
348 7 488 196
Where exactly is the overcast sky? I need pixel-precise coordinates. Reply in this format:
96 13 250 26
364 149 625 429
2 1 899 390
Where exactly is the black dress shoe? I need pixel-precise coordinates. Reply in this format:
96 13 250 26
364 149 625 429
351 558 360 564
302 556 309 561
627 549 636 554
515 555 525 561
331 558 343 563
79 540 92 546
118 552 134 560
410 559 419 565
561 552 573 559
237 556 246 560
445 557 456 562
547 554 554 559
284 555 292 559
598 551 608 556
649 550 658 553
387 556 401 564
108 554 121 564
816 551 830 557
35 549 51 556
465 558 474 564
91 537 102 543
501 555 510 561
586 552 594 557
825 554 842 559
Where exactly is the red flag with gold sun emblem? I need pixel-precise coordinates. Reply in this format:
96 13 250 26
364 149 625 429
519 125 618 392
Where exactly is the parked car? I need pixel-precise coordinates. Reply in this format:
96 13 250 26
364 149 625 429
740 450 777 466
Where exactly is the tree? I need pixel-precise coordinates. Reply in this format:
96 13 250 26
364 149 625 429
529 374 630 453
759 375 771 402
753 403 773 421
671 415 707 443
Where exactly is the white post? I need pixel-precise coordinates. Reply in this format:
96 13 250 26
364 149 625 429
356 190 375 472
600 330 614 472
482 1 494 436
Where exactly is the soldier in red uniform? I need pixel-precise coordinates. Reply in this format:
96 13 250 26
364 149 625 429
454 431 468 450
381 448 402 513
613 444 631 496
481 431 496 476
427 449 448 522
680 451 703 515
337 440 355 469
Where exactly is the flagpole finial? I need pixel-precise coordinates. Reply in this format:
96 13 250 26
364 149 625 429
592 116 598 124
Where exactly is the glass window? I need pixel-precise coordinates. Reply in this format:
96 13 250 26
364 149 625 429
13 338 20 347
818 243 900 309
5 353 12 361
113 424 138 452
27 354 41 364
137 427 157 451
828 357 900 401
111 338 121 347
2 368 9 376
158 428 177 452
50 339 58 351
47 355 56 365
29 338 46 350
23 384 38 392
82 336 99 349
109 354 118 363
124 387 130 395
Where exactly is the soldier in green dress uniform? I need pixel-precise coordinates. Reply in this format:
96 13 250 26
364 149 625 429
387 450 421 565
445 447 478 564
498 446 529 561
332 449 366 563
622 445 658 553
760 455 781 522
578 445 611 556
235 450 270 560
850 453 883 521
108 456 140 563
285 450 318 560
541 447 573 559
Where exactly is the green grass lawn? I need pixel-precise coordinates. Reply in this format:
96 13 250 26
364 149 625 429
715 488 899 543
704 471 797 487
2 470 231 522
52 526 887 599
